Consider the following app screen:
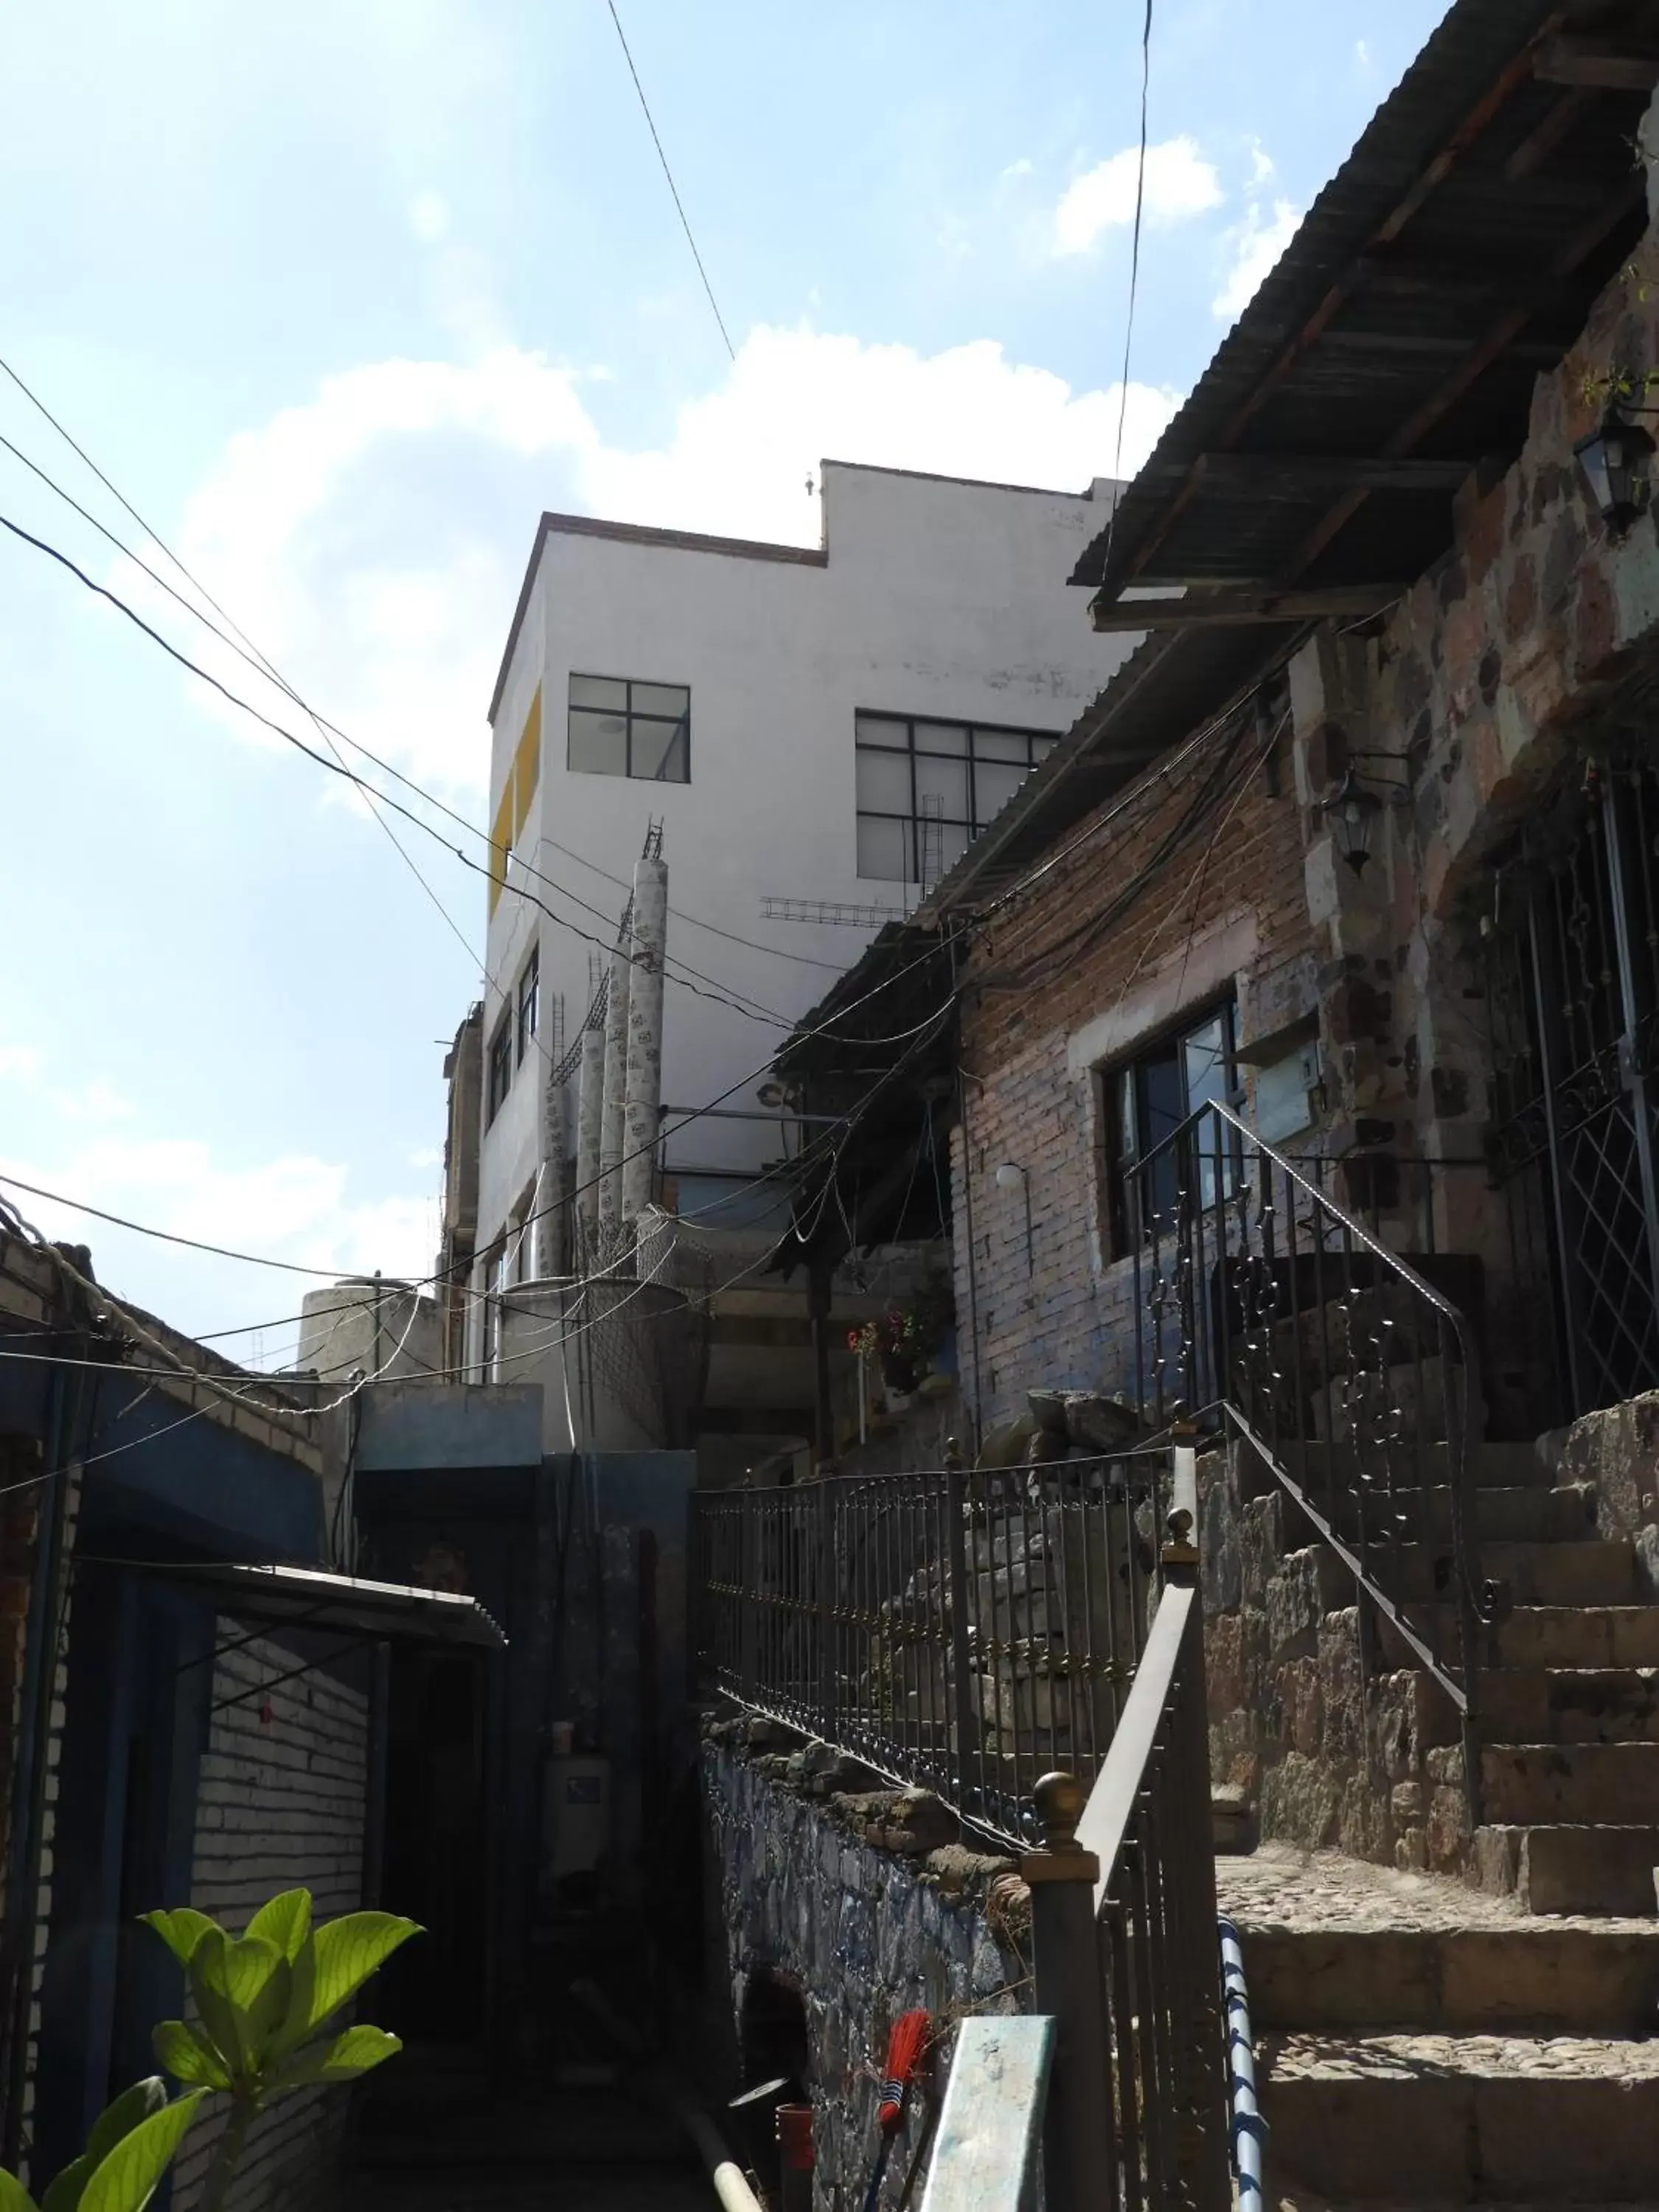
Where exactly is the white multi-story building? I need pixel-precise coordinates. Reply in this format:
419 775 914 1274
465 462 1138 1436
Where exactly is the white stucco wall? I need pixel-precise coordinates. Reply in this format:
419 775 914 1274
477 462 1136 1252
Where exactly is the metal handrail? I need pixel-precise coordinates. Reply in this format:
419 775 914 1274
1023 1458 1231 2212
1129 1099 1505 1815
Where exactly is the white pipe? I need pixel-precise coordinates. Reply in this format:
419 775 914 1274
576 1025 606 1268
621 854 669 1246
597 905 633 1264
1220 1916 1265 2212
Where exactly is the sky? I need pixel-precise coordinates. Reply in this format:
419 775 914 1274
0 0 1450 1366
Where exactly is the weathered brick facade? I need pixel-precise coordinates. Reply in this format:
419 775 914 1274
955 731 1317 1431
953 203 1659 1447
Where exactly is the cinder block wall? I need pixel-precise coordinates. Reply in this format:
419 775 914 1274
170 1635 368 2212
956 742 1315 1434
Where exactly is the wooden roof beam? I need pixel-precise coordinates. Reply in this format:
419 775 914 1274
1100 31 1553 599
1089 585 1403 633
1534 34 1659 88
1192 453 1472 495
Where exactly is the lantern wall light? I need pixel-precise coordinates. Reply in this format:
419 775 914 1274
1321 759 1411 877
1574 405 1658 538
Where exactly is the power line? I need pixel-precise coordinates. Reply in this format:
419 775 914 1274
0 350 844 976
0 504 793 1029
1103 0 1155 581
605 0 737 364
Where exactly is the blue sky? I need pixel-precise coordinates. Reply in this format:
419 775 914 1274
0 0 1449 1363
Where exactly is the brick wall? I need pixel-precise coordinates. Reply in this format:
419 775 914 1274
956 726 1318 1433
169 1634 368 2212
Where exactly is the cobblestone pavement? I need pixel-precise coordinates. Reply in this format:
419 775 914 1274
1217 1840 1658 1936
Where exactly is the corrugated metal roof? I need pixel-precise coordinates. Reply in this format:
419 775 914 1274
1076 0 1652 604
133 1559 508 1649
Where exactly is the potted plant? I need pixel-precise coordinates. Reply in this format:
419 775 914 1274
848 1276 955 1397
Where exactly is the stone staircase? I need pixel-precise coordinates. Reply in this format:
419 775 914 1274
1221 1843 1659 2205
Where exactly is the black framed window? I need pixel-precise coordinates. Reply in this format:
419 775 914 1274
568 674 690 783
1105 1001 1239 1250
515 947 539 1066
855 712 1060 885
487 1012 514 1126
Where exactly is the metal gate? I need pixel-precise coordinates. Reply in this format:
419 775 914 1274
1486 756 1659 1419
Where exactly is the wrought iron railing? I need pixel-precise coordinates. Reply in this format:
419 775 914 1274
1024 1450 1231 2212
1129 1099 1505 1792
695 1448 1175 1846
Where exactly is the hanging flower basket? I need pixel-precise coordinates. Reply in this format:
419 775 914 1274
848 1275 956 1398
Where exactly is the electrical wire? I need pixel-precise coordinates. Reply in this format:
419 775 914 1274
1102 0 1155 588
605 0 737 364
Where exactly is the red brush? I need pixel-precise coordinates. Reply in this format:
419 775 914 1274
863 2009 931 2212
877 2009 931 2133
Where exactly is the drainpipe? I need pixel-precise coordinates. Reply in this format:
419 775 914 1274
575 1020 606 1272
538 1067 568 1280
620 852 669 1253
597 903 634 1265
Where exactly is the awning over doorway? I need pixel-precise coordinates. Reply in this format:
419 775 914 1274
114 1557 509 1650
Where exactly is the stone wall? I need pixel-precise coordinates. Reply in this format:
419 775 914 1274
1559 1388 1659 1596
703 1720 1028 2212
1200 1446 1467 1877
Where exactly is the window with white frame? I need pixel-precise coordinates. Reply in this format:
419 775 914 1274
568 674 690 782
515 946 539 1066
854 713 1060 886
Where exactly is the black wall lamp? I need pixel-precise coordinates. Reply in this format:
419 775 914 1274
1574 406 1658 538
1321 755 1413 877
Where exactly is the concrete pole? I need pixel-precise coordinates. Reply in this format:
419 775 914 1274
537 1071 567 1280
620 855 668 1245
575 1024 606 1270
597 902 634 1263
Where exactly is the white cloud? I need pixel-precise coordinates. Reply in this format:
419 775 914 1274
408 189 452 244
129 330 1182 796
1001 157 1034 181
1 1132 439 1330
49 1077 136 1126
1212 197 1301 321
1053 135 1222 255
1248 142 1276 189
0 1045 42 1082
1357 38 1372 67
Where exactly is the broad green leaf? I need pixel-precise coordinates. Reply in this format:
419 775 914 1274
43 2081 175 2212
267 2025 403 2090
78 2093 203 2212
84 2082 170 2171
216 1936 282 2018
186 1934 247 2082
244 1890 312 1964
151 2023 232 2093
302 1914 419 2036
0 2171 38 2212
265 1934 316 2065
38 2158 90 2212
139 1910 219 1970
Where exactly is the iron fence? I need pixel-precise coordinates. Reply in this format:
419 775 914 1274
695 1448 1176 1846
1128 1098 1503 1790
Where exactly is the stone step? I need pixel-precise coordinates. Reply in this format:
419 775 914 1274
1429 1483 1596 1545
1467 1742 1659 1826
1258 2031 1659 2201
1472 1607 1659 1672
1239 1918 1659 2033
1382 1538 1633 1608
1275 1440 1556 1503
1478 1667 1659 1746
1470 1824 1659 1917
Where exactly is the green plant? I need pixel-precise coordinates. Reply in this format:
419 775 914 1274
143 1888 418 2212
846 1274 956 1375
0 2076 204 2212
